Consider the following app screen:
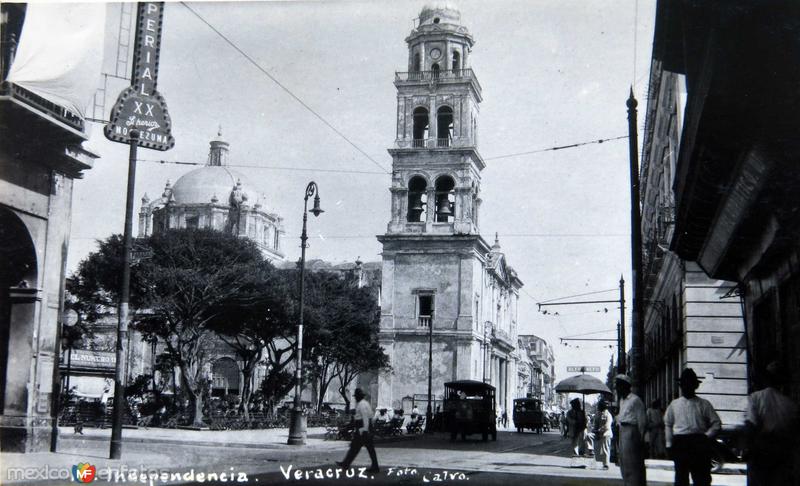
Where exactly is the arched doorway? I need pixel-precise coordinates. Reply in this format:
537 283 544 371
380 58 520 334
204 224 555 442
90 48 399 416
211 357 241 397
0 207 38 414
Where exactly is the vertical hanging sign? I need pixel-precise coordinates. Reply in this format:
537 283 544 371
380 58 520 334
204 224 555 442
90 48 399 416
105 2 175 150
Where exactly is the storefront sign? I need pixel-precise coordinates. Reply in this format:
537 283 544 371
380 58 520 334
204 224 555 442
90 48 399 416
67 350 116 370
105 2 174 151
566 366 601 373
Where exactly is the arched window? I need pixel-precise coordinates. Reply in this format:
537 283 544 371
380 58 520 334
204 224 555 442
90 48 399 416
452 51 461 72
413 52 421 72
437 106 453 147
407 176 428 222
434 175 455 223
412 107 429 147
431 63 440 78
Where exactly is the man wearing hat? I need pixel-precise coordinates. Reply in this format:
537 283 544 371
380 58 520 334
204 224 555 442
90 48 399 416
592 398 614 469
336 388 380 473
615 374 647 486
664 368 721 486
743 360 799 486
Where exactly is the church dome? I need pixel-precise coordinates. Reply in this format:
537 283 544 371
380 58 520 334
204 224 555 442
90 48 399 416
170 166 255 206
419 3 461 26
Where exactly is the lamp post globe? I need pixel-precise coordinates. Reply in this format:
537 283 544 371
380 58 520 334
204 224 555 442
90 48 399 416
287 182 322 445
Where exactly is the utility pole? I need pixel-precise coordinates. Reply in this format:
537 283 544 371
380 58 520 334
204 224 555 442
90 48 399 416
627 88 643 391
619 276 626 374
539 282 626 369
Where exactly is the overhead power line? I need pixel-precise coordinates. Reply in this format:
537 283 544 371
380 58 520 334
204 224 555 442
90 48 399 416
484 136 628 161
539 288 618 304
179 2 390 174
137 158 387 176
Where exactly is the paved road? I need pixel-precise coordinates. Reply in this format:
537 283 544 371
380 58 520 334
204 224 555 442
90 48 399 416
4 428 744 486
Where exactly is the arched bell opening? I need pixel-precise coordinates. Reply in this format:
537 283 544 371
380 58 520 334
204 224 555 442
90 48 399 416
434 175 455 223
437 106 453 147
412 107 429 148
407 176 428 222
452 51 461 71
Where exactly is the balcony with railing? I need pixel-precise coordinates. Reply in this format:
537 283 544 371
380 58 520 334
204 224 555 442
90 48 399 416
395 68 482 94
418 316 432 328
398 137 473 150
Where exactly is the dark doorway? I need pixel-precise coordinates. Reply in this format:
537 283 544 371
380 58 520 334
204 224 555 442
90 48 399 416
0 207 38 413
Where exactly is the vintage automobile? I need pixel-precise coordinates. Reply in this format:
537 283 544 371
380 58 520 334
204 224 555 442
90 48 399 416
512 398 545 433
442 380 497 442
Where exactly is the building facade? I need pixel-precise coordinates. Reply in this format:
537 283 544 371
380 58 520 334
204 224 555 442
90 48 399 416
639 58 748 427
139 132 284 261
0 3 104 451
651 1 800 418
376 4 525 417
518 334 556 407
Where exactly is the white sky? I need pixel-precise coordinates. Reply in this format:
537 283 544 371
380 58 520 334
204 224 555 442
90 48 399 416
69 0 657 387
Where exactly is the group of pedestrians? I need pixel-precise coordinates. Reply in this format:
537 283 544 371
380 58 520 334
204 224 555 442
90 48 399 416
337 362 798 486
570 362 798 486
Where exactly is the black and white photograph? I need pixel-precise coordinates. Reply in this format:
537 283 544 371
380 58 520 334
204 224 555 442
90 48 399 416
1 1 798 485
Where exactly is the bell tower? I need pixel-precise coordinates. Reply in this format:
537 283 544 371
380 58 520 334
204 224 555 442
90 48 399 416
386 3 483 235
375 4 512 413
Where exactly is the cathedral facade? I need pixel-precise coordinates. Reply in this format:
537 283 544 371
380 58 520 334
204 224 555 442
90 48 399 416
376 4 525 417
138 132 284 261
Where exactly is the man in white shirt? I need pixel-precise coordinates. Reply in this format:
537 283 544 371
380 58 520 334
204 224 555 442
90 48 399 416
743 361 799 486
591 399 614 469
664 368 721 486
615 374 647 486
337 388 379 473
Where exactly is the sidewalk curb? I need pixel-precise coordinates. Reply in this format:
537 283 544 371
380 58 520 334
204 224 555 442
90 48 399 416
60 431 420 450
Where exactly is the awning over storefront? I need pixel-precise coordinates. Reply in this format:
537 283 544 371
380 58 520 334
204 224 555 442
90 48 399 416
6 3 106 118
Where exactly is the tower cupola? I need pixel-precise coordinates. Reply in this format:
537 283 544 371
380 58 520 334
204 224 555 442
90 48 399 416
208 127 230 167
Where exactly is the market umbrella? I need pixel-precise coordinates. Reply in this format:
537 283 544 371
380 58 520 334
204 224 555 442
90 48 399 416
555 374 611 395
555 374 612 410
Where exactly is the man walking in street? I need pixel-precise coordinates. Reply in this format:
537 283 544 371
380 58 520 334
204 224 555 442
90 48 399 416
615 374 647 486
665 368 721 486
743 360 799 486
337 388 379 473
566 398 587 457
592 399 613 470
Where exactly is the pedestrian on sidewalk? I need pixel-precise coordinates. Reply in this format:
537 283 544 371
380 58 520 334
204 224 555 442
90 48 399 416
615 374 647 486
665 368 721 486
743 360 799 486
566 398 587 457
592 399 613 469
647 399 667 459
337 388 379 473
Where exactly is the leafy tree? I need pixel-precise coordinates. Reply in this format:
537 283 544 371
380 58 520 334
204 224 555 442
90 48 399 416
298 270 389 412
70 229 268 427
206 262 294 419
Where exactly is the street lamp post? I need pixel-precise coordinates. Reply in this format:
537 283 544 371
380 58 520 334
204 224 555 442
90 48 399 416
287 182 323 446
424 309 434 433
